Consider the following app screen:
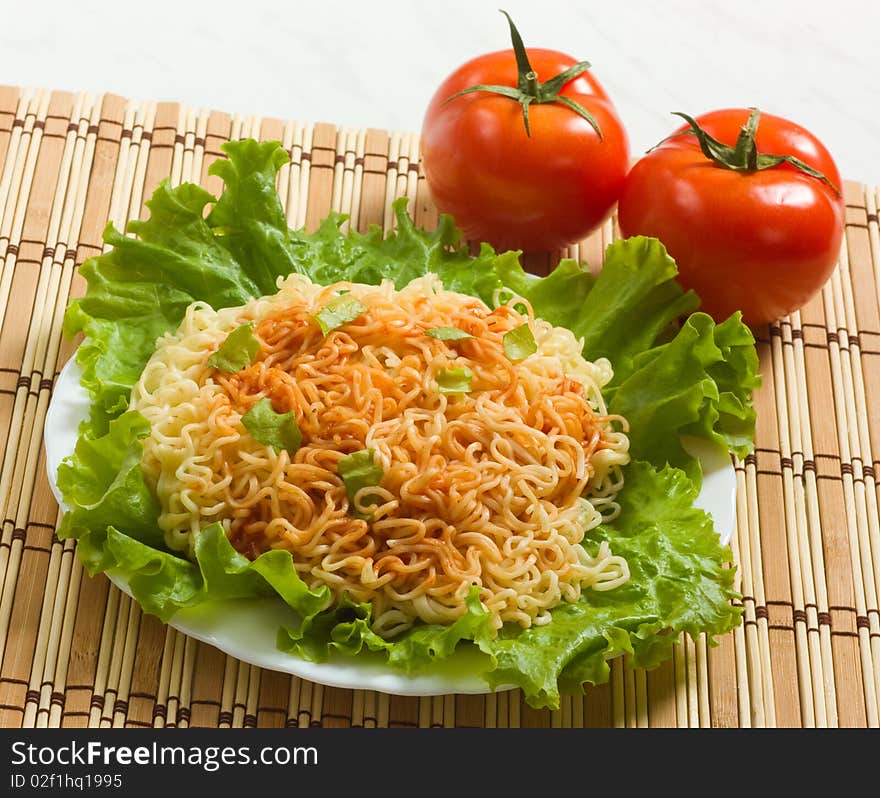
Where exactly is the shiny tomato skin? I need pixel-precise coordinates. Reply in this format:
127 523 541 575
421 49 630 253
617 108 845 327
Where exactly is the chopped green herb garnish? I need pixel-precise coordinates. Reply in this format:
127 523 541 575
503 323 537 361
207 322 260 372
425 326 473 341
241 397 302 454
314 295 366 334
436 366 473 394
338 449 384 518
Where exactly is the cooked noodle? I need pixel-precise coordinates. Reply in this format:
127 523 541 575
131 275 631 634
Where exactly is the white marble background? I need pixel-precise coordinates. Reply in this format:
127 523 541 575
2 0 878 184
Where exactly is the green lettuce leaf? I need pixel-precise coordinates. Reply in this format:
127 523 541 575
496 236 700 382
502 323 537 361
608 312 760 479
58 138 756 710
288 202 511 306
313 295 366 334
425 326 473 341
278 587 493 672
241 397 302 454
436 366 473 394
207 322 260 372
337 449 384 518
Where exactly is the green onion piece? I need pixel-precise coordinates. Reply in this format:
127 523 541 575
207 322 260 372
338 449 384 519
425 326 473 341
503 323 537 361
241 397 302 455
313 295 366 334
436 366 473 394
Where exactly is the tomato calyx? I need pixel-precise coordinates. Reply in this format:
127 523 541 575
667 108 841 196
441 10 603 140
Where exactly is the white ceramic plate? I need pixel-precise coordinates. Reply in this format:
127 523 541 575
44 357 736 697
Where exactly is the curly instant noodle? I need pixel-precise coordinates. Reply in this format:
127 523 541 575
130 275 631 635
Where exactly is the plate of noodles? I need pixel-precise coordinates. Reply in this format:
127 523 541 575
48 140 759 708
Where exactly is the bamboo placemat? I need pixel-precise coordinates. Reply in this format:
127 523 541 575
0 86 877 729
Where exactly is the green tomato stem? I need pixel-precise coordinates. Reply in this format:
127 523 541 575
443 10 604 140
669 109 841 196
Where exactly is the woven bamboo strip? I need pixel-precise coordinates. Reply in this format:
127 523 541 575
230 659 250 727
364 689 381 729
552 695 566 729
44 538 81 727
684 635 699 727
809 322 870 726
174 635 197 728
0 91 74 713
105 103 139 231
9 90 119 731
793 300 865 726
286 123 313 232
0 89 46 338
836 204 880 726
284 670 304 724
7 97 78 728
0 90 51 635
255 668 287 728
731 463 758 726
191 645 226 728
778 315 834 725
672 640 687 726
349 129 367 237
504 694 526 727
767 326 820 725
620 660 634 727
753 338 803 726
828 225 880 723
19 92 91 727
287 676 312 727
0 88 29 243
74 97 155 728
110 600 142 727
87 590 125 727
216 657 238 728
696 635 711 725
734 463 756 730
319 683 352 728
611 655 625 727
29 518 74 727
867 187 880 311
745 452 777 726
382 132 402 232
26 99 106 732
0 89 18 178
484 692 498 728
127 102 156 225
646 659 676 728
821 262 879 726
798 292 866 727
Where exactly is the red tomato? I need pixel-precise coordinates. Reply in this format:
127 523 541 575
617 108 845 327
421 24 630 253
